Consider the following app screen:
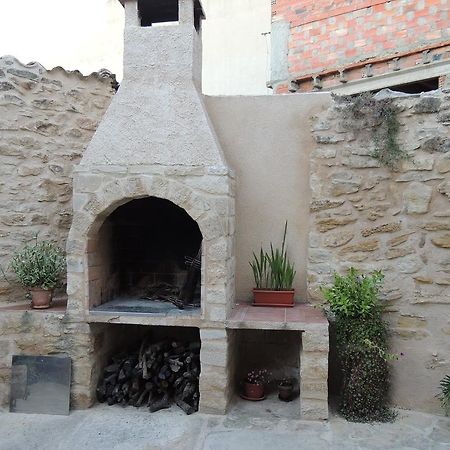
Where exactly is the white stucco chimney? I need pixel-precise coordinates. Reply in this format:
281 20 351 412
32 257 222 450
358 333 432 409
79 0 228 169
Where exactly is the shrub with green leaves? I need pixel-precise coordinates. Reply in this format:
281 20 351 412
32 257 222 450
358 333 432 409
438 375 450 416
250 222 296 290
322 267 396 422
11 239 66 290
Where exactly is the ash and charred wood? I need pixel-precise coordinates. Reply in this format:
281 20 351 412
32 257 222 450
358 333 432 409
175 398 196 415
149 393 171 413
180 247 201 305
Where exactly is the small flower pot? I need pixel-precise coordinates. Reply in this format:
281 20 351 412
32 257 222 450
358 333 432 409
278 381 294 402
30 288 53 309
243 382 265 400
253 289 295 307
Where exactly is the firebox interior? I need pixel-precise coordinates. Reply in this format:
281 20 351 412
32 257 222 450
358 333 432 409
91 197 203 315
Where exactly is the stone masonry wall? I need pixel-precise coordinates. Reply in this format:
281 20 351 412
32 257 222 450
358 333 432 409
0 56 115 409
309 90 450 414
0 311 98 408
0 56 115 305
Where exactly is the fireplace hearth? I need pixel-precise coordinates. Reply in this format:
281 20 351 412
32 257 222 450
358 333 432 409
90 197 203 314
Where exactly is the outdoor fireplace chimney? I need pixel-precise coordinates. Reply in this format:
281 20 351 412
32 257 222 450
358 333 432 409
67 0 235 323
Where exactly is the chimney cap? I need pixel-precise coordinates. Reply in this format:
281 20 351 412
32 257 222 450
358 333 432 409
118 0 205 20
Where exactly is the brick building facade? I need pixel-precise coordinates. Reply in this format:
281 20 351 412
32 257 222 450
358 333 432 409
269 0 450 94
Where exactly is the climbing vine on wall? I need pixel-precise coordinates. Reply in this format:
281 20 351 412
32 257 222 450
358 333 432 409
336 93 408 169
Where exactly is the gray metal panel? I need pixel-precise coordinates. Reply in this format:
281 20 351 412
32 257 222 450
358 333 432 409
270 20 290 84
10 355 71 416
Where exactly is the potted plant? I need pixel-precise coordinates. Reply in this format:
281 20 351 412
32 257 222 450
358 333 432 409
250 222 296 307
278 378 295 402
241 369 271 401
10 239 66 309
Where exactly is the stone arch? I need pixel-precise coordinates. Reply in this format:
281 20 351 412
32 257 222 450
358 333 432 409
78 175 226 244
66 173 231 313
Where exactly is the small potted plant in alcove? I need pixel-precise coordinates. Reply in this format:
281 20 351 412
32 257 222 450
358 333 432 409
10 239 66 309
241 369 271 401
250 222 296 307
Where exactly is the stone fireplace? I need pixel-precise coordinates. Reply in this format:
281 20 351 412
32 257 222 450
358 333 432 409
64 0 329 418
67 0 235 322
65 0 235 414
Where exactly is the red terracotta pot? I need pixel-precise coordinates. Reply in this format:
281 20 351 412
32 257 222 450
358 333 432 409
244 382 264 399
30 288 53 309
252 289 295 307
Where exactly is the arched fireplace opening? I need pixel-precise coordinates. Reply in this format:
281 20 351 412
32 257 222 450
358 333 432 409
90 197 203 314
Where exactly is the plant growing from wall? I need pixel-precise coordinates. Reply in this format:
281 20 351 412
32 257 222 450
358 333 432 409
321 267 396 422
337 93 407 169
438 375 450 416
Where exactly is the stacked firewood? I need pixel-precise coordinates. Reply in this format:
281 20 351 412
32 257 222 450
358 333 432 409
96 338 201 415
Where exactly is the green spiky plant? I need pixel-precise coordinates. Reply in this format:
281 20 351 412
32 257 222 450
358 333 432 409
438 375 450 416
250 222 296 290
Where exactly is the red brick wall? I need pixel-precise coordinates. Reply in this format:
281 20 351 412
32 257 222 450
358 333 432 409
273 0 449 82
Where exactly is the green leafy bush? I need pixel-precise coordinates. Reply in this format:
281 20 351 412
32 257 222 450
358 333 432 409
322 267 384 317
322 267 396 422
250 222 296 290
11 240 66 290
438 375 450 416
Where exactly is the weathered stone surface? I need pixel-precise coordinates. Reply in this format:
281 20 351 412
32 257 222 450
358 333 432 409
324 230 354 247
311 147 336 158
397 314 427 329
414 97 441 113
316 216 357 232
421 136 450 153
421 222 450 231
413 276 433 284
436 152 450 173
339 239 379 254
310 199 345 212
0 81 14 91
403 182 432 214
387 232 414 247
330 172 361 196
395 172 444 182
315 134 344 144
396 255 422 273
437 181 450 199
386 246 414 259
7 68 39 80
432 233 450 248
401 154 434 171
361 222 401 237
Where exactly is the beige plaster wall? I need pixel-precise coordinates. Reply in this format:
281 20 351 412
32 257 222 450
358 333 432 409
205 93 331 301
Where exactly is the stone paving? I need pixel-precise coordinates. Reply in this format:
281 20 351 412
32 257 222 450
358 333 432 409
0 403 449 450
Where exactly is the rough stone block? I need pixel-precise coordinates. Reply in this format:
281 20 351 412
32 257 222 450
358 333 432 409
302 328 329 352
301 351 328 379
301 398 328 420
403 182 432 214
